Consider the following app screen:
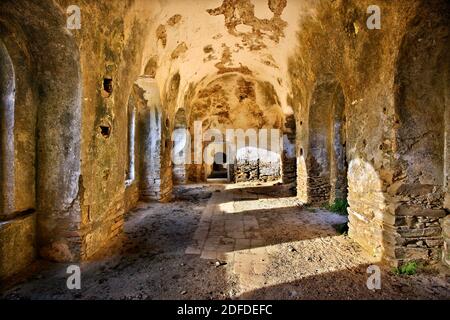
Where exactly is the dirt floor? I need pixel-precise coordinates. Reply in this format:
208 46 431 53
1 183 449 300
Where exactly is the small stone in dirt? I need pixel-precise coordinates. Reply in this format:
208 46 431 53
215 261 227 267
180 290 187 295
180 263 185 266
288 246 297 252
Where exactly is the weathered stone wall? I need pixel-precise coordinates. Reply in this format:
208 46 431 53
290 0 449 266
235 160 280 183
0 0 83 264
0 0 448 278
56 1 155 260
443 215 450 267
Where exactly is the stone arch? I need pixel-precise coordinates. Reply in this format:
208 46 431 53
393 4 450 265
185 73 285 183
306 80 347 205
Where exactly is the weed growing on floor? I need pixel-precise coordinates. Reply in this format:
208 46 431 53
327 199 349 216
393 261 419 275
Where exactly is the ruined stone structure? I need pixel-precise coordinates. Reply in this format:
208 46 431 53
0 0 449 283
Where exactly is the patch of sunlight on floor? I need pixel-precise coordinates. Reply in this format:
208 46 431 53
225 236 381 296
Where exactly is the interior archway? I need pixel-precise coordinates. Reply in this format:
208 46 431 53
0 40 15 217
307 80 348 206
172 108 188 185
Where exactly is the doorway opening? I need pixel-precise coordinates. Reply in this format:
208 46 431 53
208 152 228 179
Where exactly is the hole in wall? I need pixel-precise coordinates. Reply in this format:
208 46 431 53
102 77 113 97
100 125 111 138
300 148 304 156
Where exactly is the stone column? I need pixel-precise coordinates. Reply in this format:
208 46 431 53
137 78 166 201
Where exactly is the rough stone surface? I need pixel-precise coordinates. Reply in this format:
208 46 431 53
0 214 36 280
0 0 448 290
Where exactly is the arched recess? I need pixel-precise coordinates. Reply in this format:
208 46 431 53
172 108 188 184
0 0 82 263
393 3 449 265
209 152 227 179
126 94 137 184
281 114 297 188
0 40 15 217
306 80 347 205
133 77 173 202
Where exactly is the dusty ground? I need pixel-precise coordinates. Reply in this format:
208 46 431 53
1 183 449 300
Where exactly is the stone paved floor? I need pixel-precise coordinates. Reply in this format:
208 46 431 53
185 182 355 293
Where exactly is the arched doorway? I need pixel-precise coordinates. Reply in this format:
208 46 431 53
208 152 228 179
172 108 188 185
307 80 348 206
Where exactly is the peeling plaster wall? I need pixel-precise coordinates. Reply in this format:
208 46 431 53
141 0 301 128
53 0 155 260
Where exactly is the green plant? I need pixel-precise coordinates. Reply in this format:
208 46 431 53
327 199 349 216
393 261 418 275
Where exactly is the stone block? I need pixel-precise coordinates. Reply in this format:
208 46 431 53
396 205 446 218
0 213 36 279
397 227 442 238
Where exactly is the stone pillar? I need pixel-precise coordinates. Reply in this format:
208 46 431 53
281 116 297 186
137 78 171 202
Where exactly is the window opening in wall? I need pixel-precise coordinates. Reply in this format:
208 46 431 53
126 108 136 185
102 77 113 97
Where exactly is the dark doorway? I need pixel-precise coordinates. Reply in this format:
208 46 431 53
208 152 228 179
